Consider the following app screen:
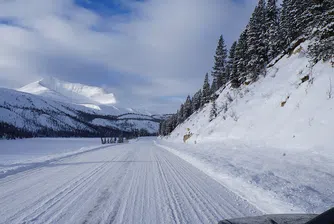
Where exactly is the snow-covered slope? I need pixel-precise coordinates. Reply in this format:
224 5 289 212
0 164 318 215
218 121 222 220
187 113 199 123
0 88 160 136
161 40 334 214
19 76 116 105
170 41 334 150
18 77 154 116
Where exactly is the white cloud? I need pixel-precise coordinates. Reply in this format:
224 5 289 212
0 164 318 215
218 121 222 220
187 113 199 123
0 0 257 112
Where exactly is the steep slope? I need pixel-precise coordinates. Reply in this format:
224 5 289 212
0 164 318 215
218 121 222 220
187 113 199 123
161 41 334 213
0 88 160 138
169 40 334 150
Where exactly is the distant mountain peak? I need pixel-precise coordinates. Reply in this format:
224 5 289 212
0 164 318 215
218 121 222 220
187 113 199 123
18 76 117 105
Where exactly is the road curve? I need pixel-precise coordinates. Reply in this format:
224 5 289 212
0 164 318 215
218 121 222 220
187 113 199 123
0 138 261 224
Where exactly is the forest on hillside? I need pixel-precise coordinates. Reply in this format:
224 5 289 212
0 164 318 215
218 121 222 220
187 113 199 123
160 0 333 136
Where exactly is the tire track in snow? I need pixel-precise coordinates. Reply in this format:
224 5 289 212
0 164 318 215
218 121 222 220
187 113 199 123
0 139 262 224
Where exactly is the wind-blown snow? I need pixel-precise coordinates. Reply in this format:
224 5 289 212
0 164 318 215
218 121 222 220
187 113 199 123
164 40 334 214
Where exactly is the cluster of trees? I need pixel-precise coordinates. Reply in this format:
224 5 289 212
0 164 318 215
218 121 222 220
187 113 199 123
159 0 333 136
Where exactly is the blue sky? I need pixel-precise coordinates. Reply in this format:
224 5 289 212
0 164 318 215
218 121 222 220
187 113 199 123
0 0 258 113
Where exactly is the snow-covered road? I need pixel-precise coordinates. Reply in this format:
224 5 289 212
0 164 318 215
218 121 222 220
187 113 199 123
0 138 260 224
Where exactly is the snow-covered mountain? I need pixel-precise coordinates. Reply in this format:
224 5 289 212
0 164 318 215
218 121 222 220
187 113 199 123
17 77 152 116
0 87 163 138
18 76 117 106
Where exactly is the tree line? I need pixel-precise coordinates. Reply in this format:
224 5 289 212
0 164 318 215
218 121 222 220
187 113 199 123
160 0 333 136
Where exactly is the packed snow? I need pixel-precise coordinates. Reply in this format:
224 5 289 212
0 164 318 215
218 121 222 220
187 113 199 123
0 138 105 178
0 138 261 224
164 41 334 214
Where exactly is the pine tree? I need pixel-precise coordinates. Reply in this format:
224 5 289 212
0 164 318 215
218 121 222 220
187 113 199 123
201 73 211 106
295 0 313 37
266 0 280 62
177 104 184 124
212 35 228 92
227 41 238 88
235 29 249 84
280 0 313 50
308 0 334 63
209 100 218 121
279 0 294 49
192 90 202 112
246 0 267 81
183 95 193 119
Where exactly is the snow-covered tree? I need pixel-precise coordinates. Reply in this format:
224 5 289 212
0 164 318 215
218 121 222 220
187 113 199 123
279 0 294 49
246 0 267 81
183 95 193 119
266 0 280 62
177 104 184 124
226 41 238 88
308 0 334 63
235 29 249 84
192 90 202 112
212 35 228 92
201 73 211 106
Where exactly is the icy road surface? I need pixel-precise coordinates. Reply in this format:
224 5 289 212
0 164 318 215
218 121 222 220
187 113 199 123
0 138 261 224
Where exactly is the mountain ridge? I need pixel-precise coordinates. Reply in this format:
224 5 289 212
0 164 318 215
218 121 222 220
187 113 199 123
0 87 166 139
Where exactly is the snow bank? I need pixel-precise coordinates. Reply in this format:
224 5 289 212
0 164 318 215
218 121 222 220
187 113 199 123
156 139 334 214
0 138 109 178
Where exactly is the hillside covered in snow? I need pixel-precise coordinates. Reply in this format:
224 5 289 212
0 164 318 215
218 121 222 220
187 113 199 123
159 44 334 213
157 0 334 214
18 76 150 115
0 87 162 138
169 42 334 149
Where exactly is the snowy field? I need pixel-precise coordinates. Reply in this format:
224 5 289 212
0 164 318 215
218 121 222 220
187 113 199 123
0 138 261 224
0 138 104 178
156 139 334 215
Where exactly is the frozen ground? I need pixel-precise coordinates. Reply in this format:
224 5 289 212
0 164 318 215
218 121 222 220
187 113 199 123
156 139 334 215
0 138 104 178
0 138 261 224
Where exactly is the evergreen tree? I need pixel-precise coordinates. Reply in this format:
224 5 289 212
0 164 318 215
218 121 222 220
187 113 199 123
201 73 211 106
212 35 228 92
266 0 280 62
177 104 184 124
226 41 238 88
295 0 313 37
308 0 334 63
246 0 267 81
183 95 193 119
192 90 202 112
279 0 293 49
235 29 249 84
209 100 218 122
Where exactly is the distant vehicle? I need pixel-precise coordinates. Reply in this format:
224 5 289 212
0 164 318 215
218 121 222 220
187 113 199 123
218 207 334 224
